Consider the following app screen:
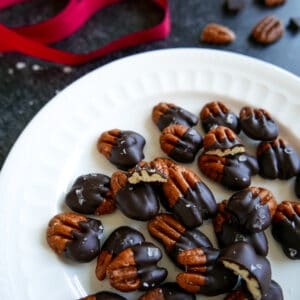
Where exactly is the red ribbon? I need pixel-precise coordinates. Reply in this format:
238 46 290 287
0 0 170 64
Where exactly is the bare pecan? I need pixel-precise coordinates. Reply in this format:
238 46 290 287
46 212 103 262
252 16 284 44
265 0 286 6
273 200 300 222
97 129 120 159
201 23 236 44
200 101 240 133
110 171 128 196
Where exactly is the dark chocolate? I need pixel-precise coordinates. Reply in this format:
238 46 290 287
110 130 145 170
169 127 203 163
65 218 103 262
160 282 196 300
257 138 300 179
289 17 300 31
116 182 160 221
216 222 268 256
168 181 217 228
219 242 272 299
295 173 300 198
102 226 145 255
221 153 259 190
226 188 273 233
240 107 279 141
65 173 111 214
79 291 127 300
157 105 198 131
225 0 246 12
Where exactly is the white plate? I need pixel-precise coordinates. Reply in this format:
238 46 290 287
1 49 300 300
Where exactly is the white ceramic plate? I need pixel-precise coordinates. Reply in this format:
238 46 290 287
1 49 300 300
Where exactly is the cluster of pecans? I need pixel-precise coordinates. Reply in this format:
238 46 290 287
46 100 300 299
201 0 300 45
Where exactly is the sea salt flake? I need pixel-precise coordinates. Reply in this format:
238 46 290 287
7 68 14 75
63 66 73 73
143 282 149 288
226 113 235 124
147 247 159 257
32 64 42 71
288 248 298 257
16 62 26 69
238 155 247 162
75 188 85 205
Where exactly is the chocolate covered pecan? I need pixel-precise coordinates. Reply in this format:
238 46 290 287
295 173 300 198
257 138 300 179
226 187 277 233
160 124 203 163
148 213 215 269
198 126 258 190
79 291 127 300
252 16 284 44
272 201 300 259
152 102 198 131
201 23 236 44
46 212 103 262
225 0 246 12
200 101 240 133
160 165 217 228
107 242 167 292
111 171 160 221
97 129 145 170
213 200 268 256
139 282 196 300
65 173 115 215
95 226 145 280
176 263 238 296
239 106 279 141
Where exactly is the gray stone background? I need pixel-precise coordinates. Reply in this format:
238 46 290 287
1 0 300 168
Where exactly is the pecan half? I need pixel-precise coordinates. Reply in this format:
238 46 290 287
239 106 279 141
226 187 277 233
252 15 284 44
200 101 240 133
107 242 167 292
257 138 300 179
152 102 199 131
97 129 145 170
272 201 300 259
65 173 115 215
201 23 236 44
265 0 286 6
95 226 145 280
46 212 103 262
160 124 203 163
161 165 217 228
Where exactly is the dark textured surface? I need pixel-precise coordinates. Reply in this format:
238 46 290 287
1 0 300 169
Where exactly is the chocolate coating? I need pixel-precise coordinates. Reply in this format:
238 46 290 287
116 182 160 221
157 105 198 131
295 173 300 198
102 226 145 255
216 222 268 256
257 138 300 179
226 189 273 233
110 131 145 170
168 182 217 228
79 291 127 300
160 282 196 300
169 127 203 163
65 173 111 214
221 153 259 190
263 280 284 300
240 107 279 141
65 218 103 262
220 242 272 298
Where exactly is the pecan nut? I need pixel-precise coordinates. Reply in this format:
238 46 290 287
252 15 284 44
46 212 103 262
160 124 203 163
107 242 167 292
226 187 277 233
65 173 115 215
160 165 217 228
198 126 258 190
139 282 196 300
111 171 160 221
95 226 145 280
152 102 199 131
239 106 279 141
97 129 145 170
272 201 300 259
213 200 268 256
264 0 286 6
201 23 236 44
257 138 300 179
200 101 240 133
79 291 126 300
148 213 214 269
